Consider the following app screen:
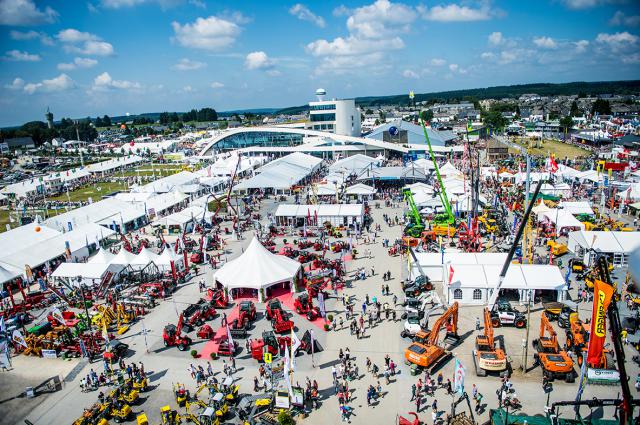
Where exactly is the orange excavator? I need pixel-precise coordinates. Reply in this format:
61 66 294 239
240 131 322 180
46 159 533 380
404 302 459 371
532 312 575 383
565 312 589 366
473 308 508 377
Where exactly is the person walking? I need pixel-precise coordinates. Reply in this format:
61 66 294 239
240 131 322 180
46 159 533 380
475 392 483 413
415 394 421 413
411 383 417 401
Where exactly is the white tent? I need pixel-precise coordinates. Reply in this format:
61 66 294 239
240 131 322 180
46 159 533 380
541 210 586 231
130 247 160 269
156 246 184 271
0 262 21 285
345 183 376 196
111 248 137 266
315 184 337 196
51 262 124 287
532 200 552 216
439 161 461 177
558 201 594 216
88 249 116 265
214 238 301 302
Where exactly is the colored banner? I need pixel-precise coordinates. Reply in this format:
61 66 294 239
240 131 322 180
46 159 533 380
453 358 465 394
587 279 614 366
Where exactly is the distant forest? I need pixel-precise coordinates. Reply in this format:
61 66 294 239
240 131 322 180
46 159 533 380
275 80 640 115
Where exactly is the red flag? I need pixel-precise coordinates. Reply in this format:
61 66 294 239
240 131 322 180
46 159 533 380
314 210 318 226
307 208 311 225
448 264 454 283
549 154 558 173
587 279 614 367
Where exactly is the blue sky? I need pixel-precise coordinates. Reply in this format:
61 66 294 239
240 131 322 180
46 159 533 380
0 0 639 126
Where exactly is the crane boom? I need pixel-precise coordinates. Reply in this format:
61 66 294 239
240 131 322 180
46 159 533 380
402 188 422 228
483 308 494 349
428 302 458 345
540 312 558 348
487 179 544 312
419 119 453 224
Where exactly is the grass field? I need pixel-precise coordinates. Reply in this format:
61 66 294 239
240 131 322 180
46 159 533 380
48 181 130 202
513 138 591 159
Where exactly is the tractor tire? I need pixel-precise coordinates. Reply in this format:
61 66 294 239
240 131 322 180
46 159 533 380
565 373 575 383
566 334 573 348
114 417 122 424
163 339 168 347
492 318 501 328
401 331 407 338
178 344 187 351
296 307 301 314
577 354 583 367
515 319 526 328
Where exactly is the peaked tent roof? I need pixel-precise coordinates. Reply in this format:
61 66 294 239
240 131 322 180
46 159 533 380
345 183 376 195
131 247 160 266
111 248 137 266
88 249 116 265
214 237 301 289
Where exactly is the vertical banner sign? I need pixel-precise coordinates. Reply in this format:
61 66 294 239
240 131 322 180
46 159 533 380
587 279 613 366
317 292 326 319
575 351 588 403
226 324 234 356
453 358 465 394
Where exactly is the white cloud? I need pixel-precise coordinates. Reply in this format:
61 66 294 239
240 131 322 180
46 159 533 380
574 40 589 53
420 2 495 22
210 81 224 89
100 0 185 8
560 0 611 9
57 29 115 56
172 15 243 51
23 73 74 94
596 31 639 51
480 51 495 60
9 30 54 45
346 0 415 39
245 51 274 70
402 69 419 79
3 49 40 61
172 58 206 71
0 0 58 26
289 4 325 28
4 77 25 90
430 58 446 66
499 50 518 64
57 57 98 71
183 85 194 92
533 36 557 49
448 63 459 72
92 72 141 90
266 69 282 77
609 11 640 27
307 1 417 75
488 31 503 45
57 29 97 43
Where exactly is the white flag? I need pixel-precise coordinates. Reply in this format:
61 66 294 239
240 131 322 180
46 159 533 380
12 330 27 348
291 329 301 355
283 343 293 396
453 358 465 394
226 324 234 354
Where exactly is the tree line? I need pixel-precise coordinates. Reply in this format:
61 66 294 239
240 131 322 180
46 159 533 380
159 107 218 124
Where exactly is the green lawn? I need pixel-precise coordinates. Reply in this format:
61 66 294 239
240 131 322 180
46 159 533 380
48 181 130 202
512 137 591 159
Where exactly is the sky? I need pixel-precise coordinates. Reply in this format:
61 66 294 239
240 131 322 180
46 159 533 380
0 0 639 126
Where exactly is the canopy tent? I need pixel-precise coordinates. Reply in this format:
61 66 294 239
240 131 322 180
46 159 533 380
575 170 601 184
315 184 338 196
356 166 427 182
51 262 124 287
274 204 364 227
567 230 640 267
88 249 116 265
532 200 552 216
130 247 160 269
615 183 640 202
329 154 378 175
111 248 137 266
541 210 586 231
444 263 567 305
0 262 22 286
540 183 572 197
558 201 594 216
156 246 184 271
214 237 302 302
439 162 462 177
345 183 376 196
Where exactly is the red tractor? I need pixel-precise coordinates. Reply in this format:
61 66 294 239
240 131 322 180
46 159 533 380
250 331 289 361
190 251 204 264
182 299 217 332
207 288 229 309
163 314 192 351
238 301 257 325
294 293 321 321
266 299 294 333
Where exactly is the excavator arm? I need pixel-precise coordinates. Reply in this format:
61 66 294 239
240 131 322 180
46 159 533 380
483 308 494 349
540 313 557 349
428 302 458 346
402 188 422 228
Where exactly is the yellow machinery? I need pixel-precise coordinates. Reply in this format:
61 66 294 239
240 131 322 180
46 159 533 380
136 413 148 425
115 304 133 335
547 240 568 257
216 377 239 404
160 406 181 425
126 376 148 392
173 383 188 407
104 400 133 423
92 305 116 328
73 403 109 425
110 384 139 404
210 392 229 418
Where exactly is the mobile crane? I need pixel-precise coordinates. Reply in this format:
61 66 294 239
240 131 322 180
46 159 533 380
402 188 424 238
404 301 459 371
419 118 455 227
473 308 508 377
